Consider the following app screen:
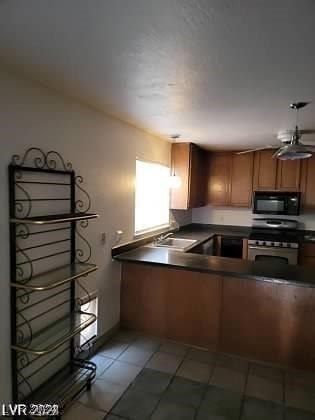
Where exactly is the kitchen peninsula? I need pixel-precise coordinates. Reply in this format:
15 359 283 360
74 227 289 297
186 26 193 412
113 225 315 372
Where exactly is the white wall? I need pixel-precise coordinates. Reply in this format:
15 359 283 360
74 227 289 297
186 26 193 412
192 206 315 230
0 67 171 402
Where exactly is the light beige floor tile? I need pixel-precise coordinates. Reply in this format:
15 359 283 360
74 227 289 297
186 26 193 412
114 329 138 343
98 338 130 360
100 360 142 386
210 366 246 392
246 374 283 403
146 351 182 374
159 341 188 356
249 363 283 382
90 354 113 378
185 348 217 365
63 401 105 420
118 345 154 366
286 369 315 390
78 378 126 412
176 359 212 383
286 384 315 413
133 336 161 351
216 354 248 374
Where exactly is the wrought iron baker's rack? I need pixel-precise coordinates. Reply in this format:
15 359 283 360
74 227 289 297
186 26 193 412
9 148 98 418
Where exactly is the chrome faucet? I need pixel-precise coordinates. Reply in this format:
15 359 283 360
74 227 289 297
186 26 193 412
154 232 173 244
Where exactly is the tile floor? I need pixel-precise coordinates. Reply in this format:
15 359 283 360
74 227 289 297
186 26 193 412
63 331 315 420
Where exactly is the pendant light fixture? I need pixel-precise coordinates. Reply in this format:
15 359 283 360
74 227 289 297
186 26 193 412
169 134 182 189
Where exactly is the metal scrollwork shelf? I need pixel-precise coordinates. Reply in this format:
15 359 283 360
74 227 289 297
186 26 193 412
9 147 99 418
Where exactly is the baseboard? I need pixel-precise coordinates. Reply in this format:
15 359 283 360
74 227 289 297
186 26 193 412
79 322 120 360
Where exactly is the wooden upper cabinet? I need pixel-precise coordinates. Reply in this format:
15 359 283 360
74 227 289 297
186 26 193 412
276 160 301 191
254 150 302 192
230 153 254 207
253 150 278 190
301 155 315 209
207 152 253 207
189 144 207 208
170 143 206 210
207 153 230 206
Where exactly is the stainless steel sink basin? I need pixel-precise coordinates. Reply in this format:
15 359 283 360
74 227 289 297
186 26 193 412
152 237 198 252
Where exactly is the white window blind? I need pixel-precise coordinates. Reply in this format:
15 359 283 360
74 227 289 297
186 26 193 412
135 159 170 234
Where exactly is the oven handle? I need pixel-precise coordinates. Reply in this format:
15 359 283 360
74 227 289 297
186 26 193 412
266 223 282 228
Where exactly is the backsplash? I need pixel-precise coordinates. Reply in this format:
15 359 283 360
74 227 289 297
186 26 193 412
192 206 315 231
171 209 193 227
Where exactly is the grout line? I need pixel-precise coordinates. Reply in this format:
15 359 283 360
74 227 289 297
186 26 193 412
282 369 286 420
147 354 196 419
237 360 251 420
207 356 217 386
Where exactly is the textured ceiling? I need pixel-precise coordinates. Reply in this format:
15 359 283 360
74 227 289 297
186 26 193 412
0 0 315 149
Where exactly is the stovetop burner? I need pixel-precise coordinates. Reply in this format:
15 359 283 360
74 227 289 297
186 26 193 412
249 218 300 248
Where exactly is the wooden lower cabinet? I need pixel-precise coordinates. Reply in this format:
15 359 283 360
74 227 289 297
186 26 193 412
166 269 221 348
121 263 221 348
221 276 315 370
121 263 315 370
121 263 167 337
299 243 315 267
221 277 279 363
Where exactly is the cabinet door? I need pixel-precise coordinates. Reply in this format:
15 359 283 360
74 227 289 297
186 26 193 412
121 263 167 337
276 160 301 191
230 153 254 207
253 150 278 190
207 153 230 205
189 144 207 208
166 269 221 348
300 256 315 267
170 143 190 209
221 277 281 365
299 243 315 266
301 156 315 209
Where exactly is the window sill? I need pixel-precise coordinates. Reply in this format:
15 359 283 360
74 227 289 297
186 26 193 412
134 224 171 240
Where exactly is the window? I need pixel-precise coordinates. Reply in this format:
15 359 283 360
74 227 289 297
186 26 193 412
80 296 98 347
135 159 170 234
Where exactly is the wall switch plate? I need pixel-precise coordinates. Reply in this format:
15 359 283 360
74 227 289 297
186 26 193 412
101 232 106 245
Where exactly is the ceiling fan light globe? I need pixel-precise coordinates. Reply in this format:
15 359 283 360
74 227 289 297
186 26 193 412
277 150 312 160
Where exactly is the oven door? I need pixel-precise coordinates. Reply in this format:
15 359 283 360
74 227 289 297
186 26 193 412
247 245 298 265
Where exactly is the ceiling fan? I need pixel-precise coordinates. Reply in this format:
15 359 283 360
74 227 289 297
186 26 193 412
237 102 315 160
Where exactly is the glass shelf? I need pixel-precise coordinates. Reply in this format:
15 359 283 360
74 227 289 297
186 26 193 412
10 212 99 225
12 311 97 355
24 359 96 409
12 262 97 291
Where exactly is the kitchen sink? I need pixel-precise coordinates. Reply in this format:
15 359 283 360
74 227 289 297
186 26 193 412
152 237 198 252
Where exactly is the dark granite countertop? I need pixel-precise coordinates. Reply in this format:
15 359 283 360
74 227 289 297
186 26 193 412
176 224 315 246
172 224 251 243
112 223 315 257
112 223 252 257
112 223 315 287
114 246 315 288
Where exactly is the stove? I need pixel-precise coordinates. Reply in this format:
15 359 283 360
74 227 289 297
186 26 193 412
248 219 299 265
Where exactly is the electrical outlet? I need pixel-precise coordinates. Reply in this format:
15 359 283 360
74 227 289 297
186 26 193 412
115 230 124 244
101 232 106 245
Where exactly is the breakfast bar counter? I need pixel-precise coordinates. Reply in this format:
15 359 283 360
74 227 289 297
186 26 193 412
114 234 315 372
114 245 315 288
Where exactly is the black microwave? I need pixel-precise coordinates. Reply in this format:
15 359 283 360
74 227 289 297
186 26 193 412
253 191 301 215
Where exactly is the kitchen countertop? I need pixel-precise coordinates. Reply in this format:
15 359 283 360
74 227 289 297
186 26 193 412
170 224 251 243
113 224 315 288
112 223 251 257
114 246 315 288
